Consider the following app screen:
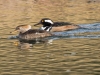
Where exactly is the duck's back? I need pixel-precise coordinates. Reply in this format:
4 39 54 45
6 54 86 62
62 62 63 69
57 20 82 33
18 29 52 40
50 22 79 32
53 22 73 27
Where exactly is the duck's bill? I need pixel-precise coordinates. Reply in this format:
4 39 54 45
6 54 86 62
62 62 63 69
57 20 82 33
10 30 19 33
34 22 41 26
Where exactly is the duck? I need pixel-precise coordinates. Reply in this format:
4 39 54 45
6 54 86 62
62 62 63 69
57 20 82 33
34 18 80 32
11 25 53 41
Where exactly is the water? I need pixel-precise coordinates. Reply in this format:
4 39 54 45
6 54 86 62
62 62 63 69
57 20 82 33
0 0 100 75
52 23 100 38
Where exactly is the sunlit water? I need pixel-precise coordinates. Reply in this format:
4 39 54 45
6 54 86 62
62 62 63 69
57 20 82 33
0 23 100 75
0 0 100 75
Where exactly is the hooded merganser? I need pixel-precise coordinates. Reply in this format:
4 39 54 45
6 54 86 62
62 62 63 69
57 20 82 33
34 18 80 32
11 25 52 41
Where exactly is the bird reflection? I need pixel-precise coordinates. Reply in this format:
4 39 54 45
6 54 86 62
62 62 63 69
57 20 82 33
15 37 53 50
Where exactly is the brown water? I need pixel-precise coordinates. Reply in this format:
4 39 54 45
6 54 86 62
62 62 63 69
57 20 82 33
0 0 100 75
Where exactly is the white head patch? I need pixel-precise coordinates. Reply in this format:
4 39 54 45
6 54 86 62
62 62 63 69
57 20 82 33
40 27 51 31
40 27 46 30
45 20 54 24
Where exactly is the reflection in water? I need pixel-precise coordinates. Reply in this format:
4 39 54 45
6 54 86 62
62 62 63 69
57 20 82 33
15 37 53 49
18 42 33 50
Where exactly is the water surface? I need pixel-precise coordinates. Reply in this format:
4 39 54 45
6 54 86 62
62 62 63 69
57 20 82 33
0 0 100 75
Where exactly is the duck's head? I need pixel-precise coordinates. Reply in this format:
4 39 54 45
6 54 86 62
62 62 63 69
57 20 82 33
11 25 31 33
34 18 54 31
